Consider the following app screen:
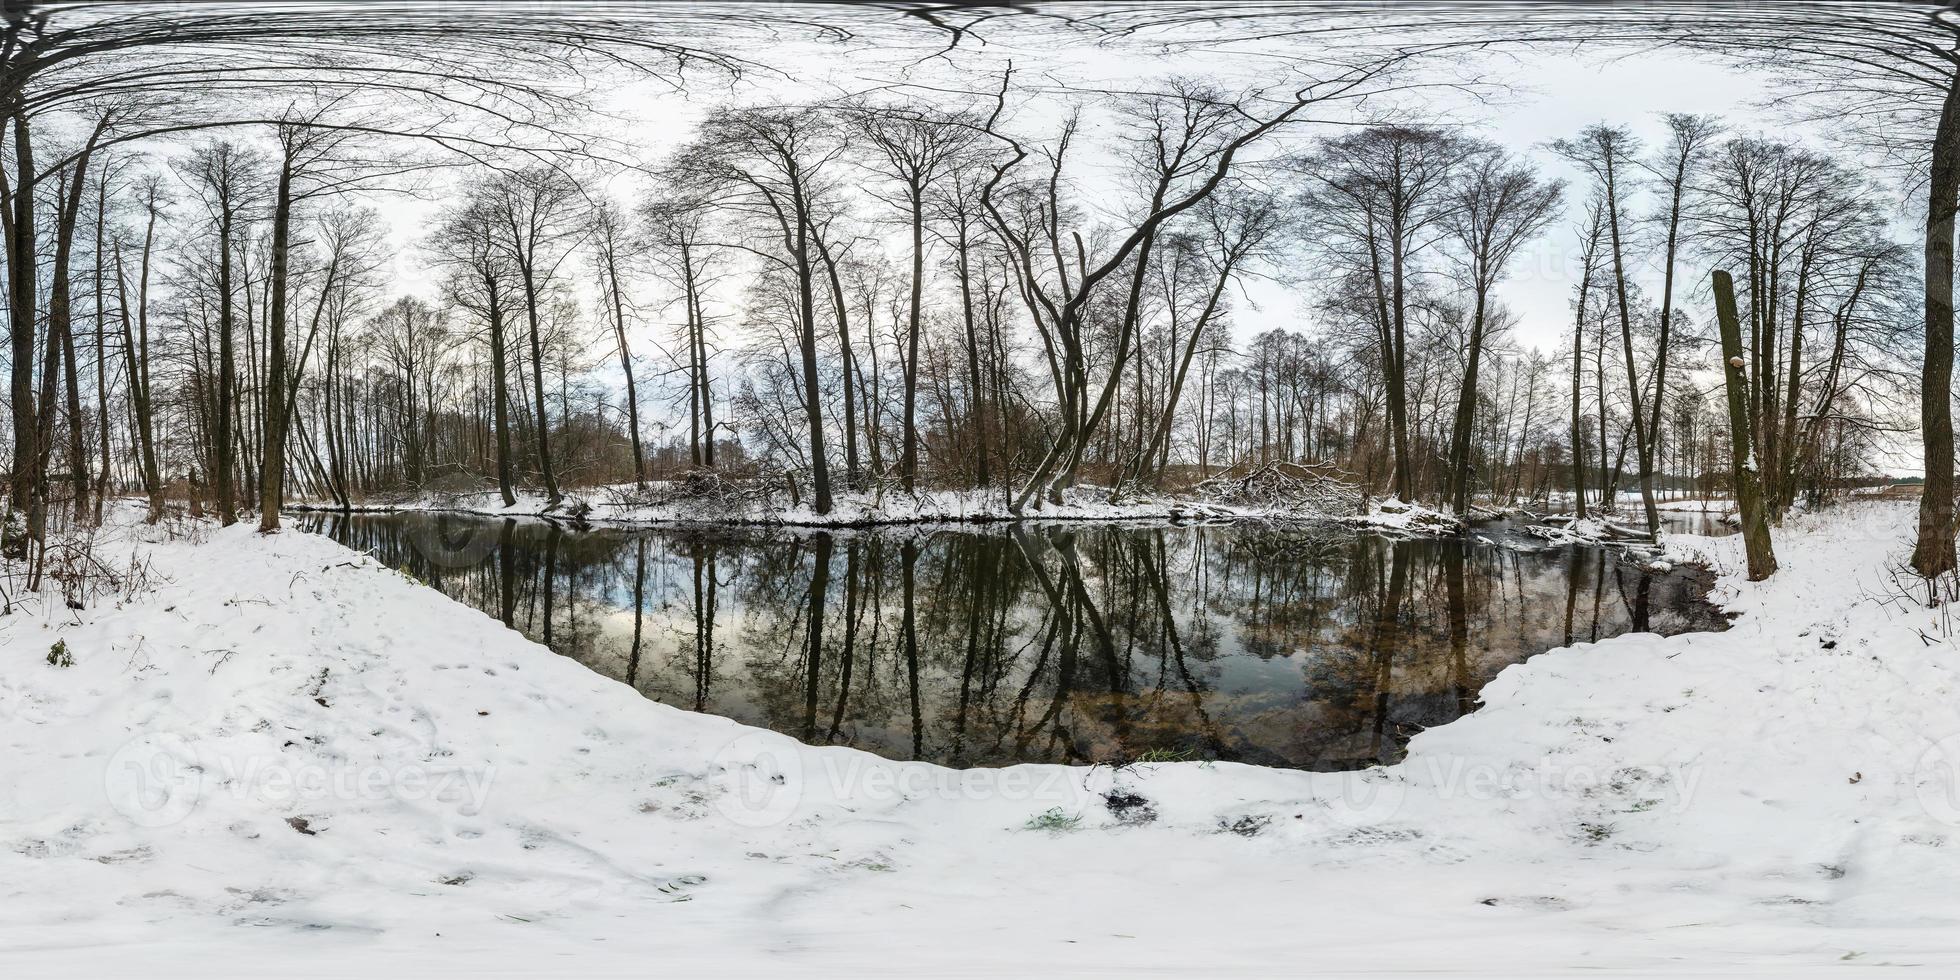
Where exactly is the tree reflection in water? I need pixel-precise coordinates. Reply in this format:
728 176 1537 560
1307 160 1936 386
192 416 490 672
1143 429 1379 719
308 514 1727 771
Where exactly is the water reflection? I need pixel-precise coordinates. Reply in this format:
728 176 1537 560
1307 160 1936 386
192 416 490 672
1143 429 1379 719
307 515 1726 771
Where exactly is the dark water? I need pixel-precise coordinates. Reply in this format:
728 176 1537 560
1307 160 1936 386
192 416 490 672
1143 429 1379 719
303 514 1728 771
1658 509 1737 537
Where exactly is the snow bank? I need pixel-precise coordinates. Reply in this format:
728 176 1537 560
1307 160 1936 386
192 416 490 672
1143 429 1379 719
6 500 1960 975
290 482 1464 535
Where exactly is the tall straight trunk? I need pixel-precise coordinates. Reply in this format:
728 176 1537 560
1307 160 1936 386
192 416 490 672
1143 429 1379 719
518 261 561 504
1775 248 1819 511
602 247 645 488
8 111 37 516
1601 150 1660 537
954 229 989 489
1646 157 1690 485
1447 289 1491 515
238 237 260 506
814 235 859 488
59 309 85 520
901 183 925 492
1387 227 1413 501
92 159 112 522
51 136 104 522
688 253 715 467
34 201 63 540
1713 270 1776 580
484 272 515 506
1362 235 1402 497
1780 301 1805 508
1570 264 1589 518
322 334 348 507
1595 318 1613 506
113 241 162 521
259 154 293 532
137 206 162 513
1914 75 1960 578
792 212 831 514
215 202 238 525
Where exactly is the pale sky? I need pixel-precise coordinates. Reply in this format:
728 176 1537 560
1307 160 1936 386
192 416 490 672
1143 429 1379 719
624 40 1787 353
375 29 1818 393
1230 48 1781 354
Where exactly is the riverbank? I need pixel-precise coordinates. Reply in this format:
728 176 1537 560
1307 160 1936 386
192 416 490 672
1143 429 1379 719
289 481 1466 534
4 499 1958 975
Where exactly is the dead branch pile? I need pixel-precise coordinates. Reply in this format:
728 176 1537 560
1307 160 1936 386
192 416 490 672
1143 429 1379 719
604 470 781 513
1524 517 1658 550
1194 461 1363 515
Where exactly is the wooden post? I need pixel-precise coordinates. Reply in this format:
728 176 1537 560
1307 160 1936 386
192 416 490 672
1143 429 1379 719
1711 270 1777 580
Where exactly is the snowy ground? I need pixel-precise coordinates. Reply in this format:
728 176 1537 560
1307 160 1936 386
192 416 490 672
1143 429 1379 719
6 499 1960 976
289 481 1464 535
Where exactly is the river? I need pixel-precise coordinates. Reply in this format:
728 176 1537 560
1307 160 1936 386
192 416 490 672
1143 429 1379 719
303 512 1729 770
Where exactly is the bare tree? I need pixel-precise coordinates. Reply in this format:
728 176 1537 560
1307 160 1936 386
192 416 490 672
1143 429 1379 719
1568 199 1606 520
433 190 522 506
175 141 261 525
674 106 847 513
1442 145 1561 515
980 60 1414 513
486 166 584 507
1640 113 1721 472
1555 124 1660 536
642 192 723 470
1301 124 1470 502
849 100 980 492
591 202 647 488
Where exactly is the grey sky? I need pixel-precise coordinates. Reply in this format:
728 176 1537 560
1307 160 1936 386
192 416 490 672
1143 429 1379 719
385 30 1806 391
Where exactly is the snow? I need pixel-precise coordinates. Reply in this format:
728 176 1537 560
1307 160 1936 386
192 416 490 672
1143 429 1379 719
1656 497 1736 513
289 482 1466 535
6 499 1960 975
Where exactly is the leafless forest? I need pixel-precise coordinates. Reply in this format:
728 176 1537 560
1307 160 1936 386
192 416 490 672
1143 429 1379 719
3 2 1956 572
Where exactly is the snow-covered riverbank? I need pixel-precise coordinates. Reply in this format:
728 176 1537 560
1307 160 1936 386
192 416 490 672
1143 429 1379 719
290 482 1465 534
6 500 1960 976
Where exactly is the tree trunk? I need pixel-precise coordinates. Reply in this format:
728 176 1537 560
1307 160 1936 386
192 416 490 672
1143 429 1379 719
600 244 644 488
1713 270 1777 581
1913 74 1960 578
8 111 37 517
1447 289 1491 516
901 183 925 492
113 241 163 522
519 262 561 505
814 235 859 488
793 215 831 514
954 228 989 490
1570 264 1589 519
1602 149 1660 537
216 199 238 525
52 140 102 523
259 154 294 533
91 158 112 523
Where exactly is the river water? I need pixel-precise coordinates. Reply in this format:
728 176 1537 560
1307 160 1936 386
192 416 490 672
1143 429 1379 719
303 513 1729 770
